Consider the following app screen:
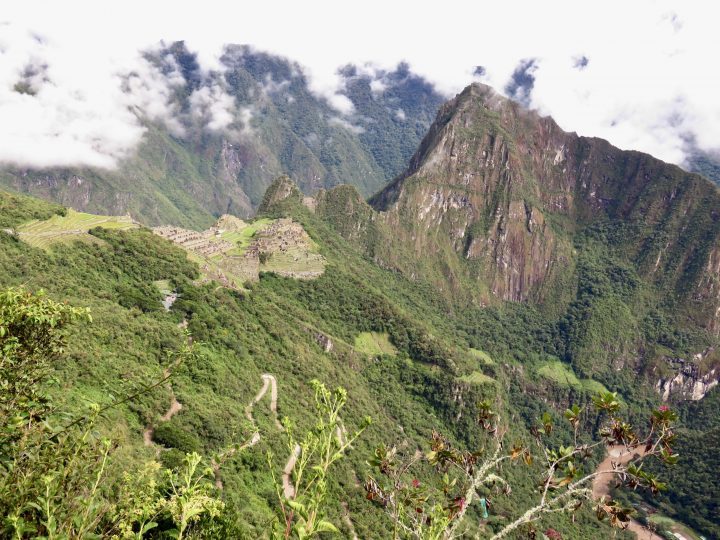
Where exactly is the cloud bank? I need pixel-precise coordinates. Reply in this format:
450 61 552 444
2 0 719 169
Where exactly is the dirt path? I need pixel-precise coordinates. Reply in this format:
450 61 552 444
160 395 182 421
244 373 282 444
282 424 350 500
147 372 348 505
282 444 302 498
213 374 282 488
341 502 359 540
241 374 301 498
143 366 183 447
335 421 348 447
592 446 663 540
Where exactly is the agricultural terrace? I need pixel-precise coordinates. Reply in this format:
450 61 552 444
15 209 138 249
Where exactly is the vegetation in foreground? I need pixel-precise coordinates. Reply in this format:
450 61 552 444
1 287 679 539
0 189 713 538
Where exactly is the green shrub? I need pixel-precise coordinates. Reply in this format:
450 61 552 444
153 422 202 453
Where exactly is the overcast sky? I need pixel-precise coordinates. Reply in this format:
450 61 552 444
2 0 719 169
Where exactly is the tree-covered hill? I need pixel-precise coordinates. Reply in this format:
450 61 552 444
0 187 668 538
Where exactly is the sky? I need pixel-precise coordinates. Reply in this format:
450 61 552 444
1 0 719 169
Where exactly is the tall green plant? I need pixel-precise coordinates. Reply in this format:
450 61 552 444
0 287 223 539
0 287 104 538
268 380 370 539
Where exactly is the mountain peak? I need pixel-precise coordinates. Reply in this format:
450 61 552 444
364 81 720 322
370 81 556 211
458 82 503 107
257 175 303 215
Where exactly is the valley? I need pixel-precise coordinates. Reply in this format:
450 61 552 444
1 78 719 539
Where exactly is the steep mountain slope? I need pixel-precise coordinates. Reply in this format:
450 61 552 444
368 84 720 316
0 188 643 539
307 83 720 393
0 44 445 228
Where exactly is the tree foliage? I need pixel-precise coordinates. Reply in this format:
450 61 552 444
365 393 678 539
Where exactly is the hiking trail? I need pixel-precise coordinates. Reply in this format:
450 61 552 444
143 364 183 448
592 445 662 540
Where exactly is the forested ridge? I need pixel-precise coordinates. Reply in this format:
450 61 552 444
0 186 709 539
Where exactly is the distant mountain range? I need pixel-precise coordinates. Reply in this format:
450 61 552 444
3 41 719 232
2 68 719 537
0 42 445 228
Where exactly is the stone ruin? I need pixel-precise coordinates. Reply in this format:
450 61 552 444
152 216 325 289
153 226 234 257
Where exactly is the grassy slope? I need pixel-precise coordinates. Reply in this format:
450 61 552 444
354 332 397 356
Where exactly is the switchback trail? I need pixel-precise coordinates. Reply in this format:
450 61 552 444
244 373 282 444
212 373 280 488
147 370 358 536
592 446 662 540
241 373 356 534
241 374 306 498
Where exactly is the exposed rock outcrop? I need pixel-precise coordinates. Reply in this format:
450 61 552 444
656 365 719 401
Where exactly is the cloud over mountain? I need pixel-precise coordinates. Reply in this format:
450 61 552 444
2 1 719 169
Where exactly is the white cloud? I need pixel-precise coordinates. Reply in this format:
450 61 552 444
328 116 364 134
238 106 254 136
122 52 186 137
260 73 291 96
0 22 148 168
189 84 235 132
325 92 355 115
370 79 387 95
2 0 720 168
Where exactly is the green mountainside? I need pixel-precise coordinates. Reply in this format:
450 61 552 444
0 44 444 229
645 388 720 537
0 189 643 539
308 83 720 391
1 82 719 538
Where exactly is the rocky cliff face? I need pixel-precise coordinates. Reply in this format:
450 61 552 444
651 347 720 401
656 366 719 401
361 83 720 332
368 84 575 302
